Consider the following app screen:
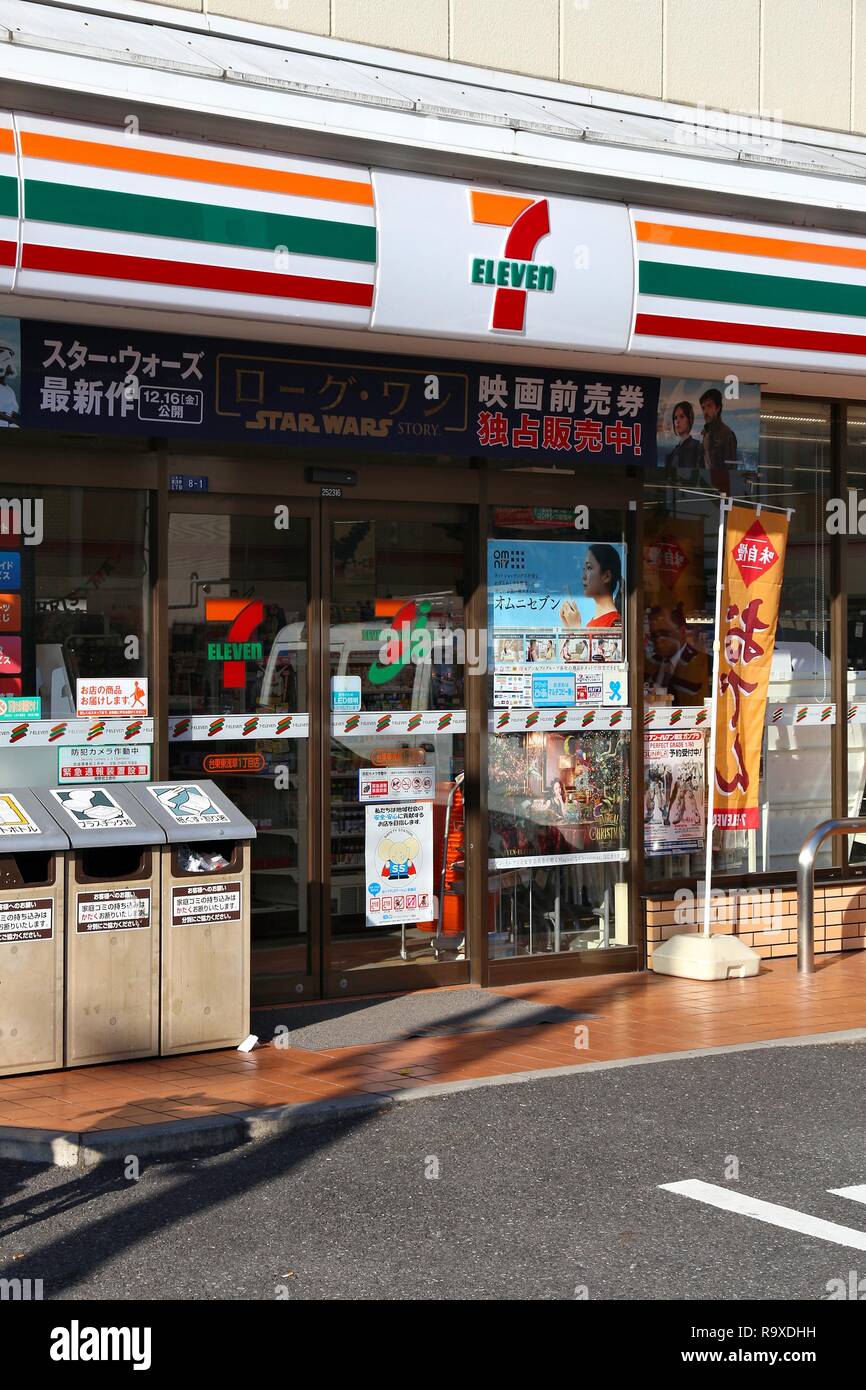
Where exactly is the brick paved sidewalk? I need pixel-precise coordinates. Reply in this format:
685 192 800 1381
0 953 864 1147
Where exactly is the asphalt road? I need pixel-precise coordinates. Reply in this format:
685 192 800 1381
1 1039 865 1301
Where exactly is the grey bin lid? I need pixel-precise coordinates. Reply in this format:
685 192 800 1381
0 787 70 853
130 781 257 843
33 784 165 849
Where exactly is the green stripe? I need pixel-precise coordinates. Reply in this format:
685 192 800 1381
639 259 866 320
24 179 376 263
0 174 17 218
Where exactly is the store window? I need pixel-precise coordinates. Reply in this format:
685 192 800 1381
166 508 310 996
327 511 467 976
644 395 832 881
845 407 866 863
0 483 151 787
486 505 631 957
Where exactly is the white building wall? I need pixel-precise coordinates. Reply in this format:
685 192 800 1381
118 0 866 136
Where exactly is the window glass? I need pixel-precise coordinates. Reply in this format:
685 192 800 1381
486 507 631 956
845 408 866 864
0 484 150 788
644 396 831 880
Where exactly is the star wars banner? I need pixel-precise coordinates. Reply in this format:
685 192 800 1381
713 503 789 830
5 315 659 465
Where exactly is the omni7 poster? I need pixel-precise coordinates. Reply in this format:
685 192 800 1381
488 539 626 708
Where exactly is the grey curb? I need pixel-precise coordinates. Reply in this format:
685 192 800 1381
2 1026 865 1168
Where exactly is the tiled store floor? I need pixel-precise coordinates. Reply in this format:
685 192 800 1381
1 953 864 1137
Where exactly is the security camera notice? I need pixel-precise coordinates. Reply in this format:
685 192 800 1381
76 889 151 933
0 897 53 941
171 882 242 926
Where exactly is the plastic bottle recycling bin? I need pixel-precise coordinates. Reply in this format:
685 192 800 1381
35 784 164 1068
0 789 69 1077
130 781 255 1056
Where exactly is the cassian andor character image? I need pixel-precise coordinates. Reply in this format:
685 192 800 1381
377 829 420 880
667 400 703 481
700 388 738 492
560 544 622 631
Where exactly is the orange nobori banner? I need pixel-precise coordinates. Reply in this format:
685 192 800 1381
713 503 789 830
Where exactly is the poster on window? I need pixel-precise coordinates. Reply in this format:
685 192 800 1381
643 517 712 706
657 378 760 491
644 730 706 855
488 729 627 864
0 317 20 429
365 801 434 927
713 503 789 829
489 539 626 708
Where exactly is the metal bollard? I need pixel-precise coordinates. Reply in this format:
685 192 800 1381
797 818 866 973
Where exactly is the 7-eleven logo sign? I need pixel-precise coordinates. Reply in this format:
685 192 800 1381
469 190 555 332
205 598 264 689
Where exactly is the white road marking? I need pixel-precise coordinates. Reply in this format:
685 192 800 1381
828 1184 866 1205
661 1179 866 1251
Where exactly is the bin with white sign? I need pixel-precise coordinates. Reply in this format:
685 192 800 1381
131 781 255 1056
0 789 69 1077
34 784 164 1067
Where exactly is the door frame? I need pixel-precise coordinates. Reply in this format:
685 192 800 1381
162 490 323 1004
161 456 642 999
481 464 643 980
319 495 477 998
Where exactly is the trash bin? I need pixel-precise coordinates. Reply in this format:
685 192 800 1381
0 788 69 1077
131 781 256 1056
35 784 164 1068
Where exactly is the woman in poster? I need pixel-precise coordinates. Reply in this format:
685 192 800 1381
560 544 622 631
551 777 568 816
667 400 703 481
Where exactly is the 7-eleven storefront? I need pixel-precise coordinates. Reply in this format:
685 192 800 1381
3 77 866 1004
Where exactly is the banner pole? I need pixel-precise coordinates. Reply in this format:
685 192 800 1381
702 495 729 938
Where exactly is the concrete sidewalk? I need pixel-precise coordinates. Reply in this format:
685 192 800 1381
1 952 865 1166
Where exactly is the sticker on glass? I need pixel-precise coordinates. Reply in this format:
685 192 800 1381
147 783 230 826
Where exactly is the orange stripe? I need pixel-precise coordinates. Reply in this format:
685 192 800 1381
205 598 249 622
635 218 866 272
19 131 374 207
0 129 14 155
470 190 534 227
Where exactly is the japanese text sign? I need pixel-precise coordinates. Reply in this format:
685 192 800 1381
19 321 659 466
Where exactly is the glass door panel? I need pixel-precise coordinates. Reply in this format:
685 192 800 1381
486 505 632 958
166 506 312 1003
325 508 469 986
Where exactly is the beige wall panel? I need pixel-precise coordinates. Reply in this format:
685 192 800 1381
665 0 760 113
761 0 851 131
561 0 663 97
449 0 559 78
852 0 866 133
208 0 330 34
333 0 449 56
